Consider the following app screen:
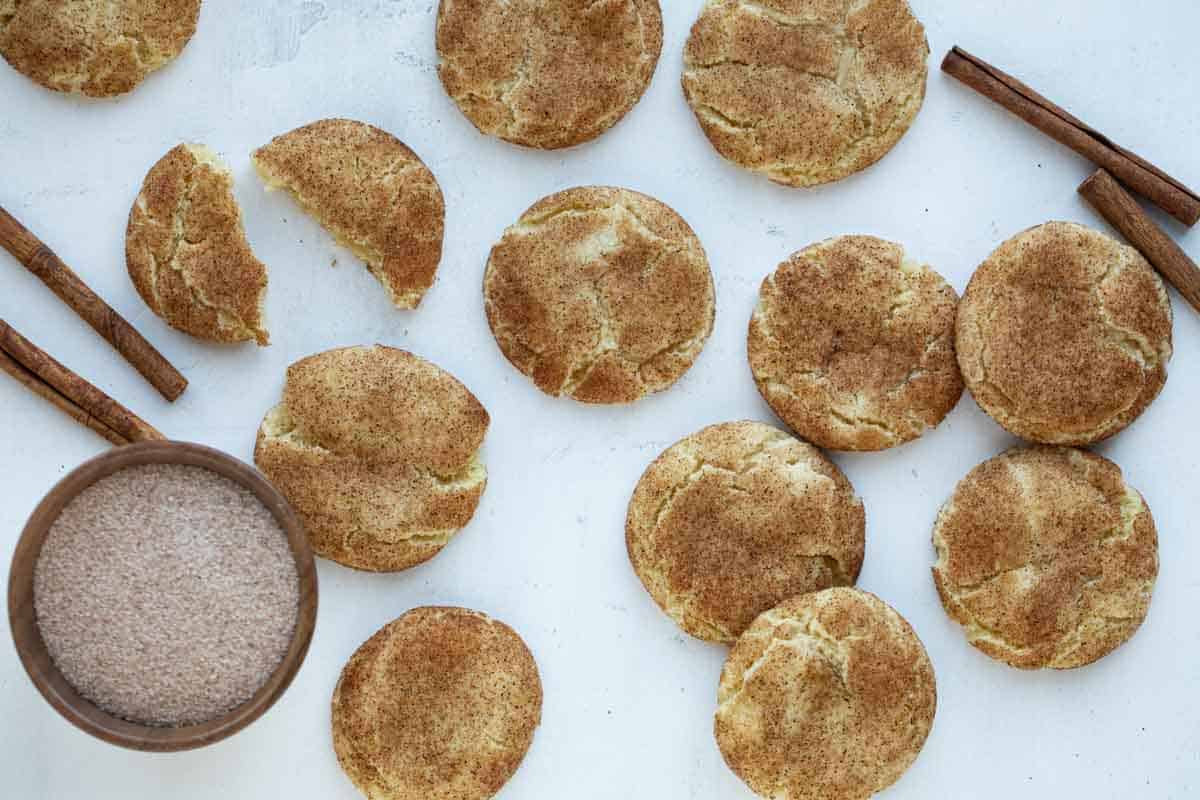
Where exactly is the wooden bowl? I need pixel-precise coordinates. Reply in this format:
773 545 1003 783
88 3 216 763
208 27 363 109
7 441 318 752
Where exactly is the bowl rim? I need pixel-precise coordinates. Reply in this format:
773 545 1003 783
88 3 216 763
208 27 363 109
7 440 318 752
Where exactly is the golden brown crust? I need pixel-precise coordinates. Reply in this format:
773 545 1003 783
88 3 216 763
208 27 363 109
484 186 715 404
436 0 663 149
715 588 936 800
0 0 200 97
932 446 1158 670
126 144 270 346
749 236 962 451
682 0 928 187
253 346 489 572
252 119 445 310
332 607 542 800
626 421 865 643
957 222 1173 445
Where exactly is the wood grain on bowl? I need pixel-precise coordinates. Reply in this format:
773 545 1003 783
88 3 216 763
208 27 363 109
7 441 317 752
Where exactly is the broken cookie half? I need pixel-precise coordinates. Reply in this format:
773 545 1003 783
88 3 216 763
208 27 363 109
252 119 446 310
126 144 270 346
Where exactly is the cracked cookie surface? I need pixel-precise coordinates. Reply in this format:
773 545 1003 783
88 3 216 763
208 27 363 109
0 0 200 97
126 143 269 346
333 607 542 800
436 0 662 149
749 235 962 451
484 186 715 404
254 346 489 572
715 588 936 800
957 221 1173 445
252 119 445 310
626 421 864 643
682 0 928 187
932 446 1158 670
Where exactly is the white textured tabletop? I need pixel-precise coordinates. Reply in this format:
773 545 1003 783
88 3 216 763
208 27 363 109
2 1 1198 798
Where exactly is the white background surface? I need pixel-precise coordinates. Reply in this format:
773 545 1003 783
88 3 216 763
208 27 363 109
2 1 1198 798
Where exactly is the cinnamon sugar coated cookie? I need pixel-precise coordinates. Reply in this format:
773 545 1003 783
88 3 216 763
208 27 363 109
254 346 488 572
932 446 1158 670
484 186 715 404
436 0 663 149
682 0 929 186
957 222 1172 444
715 588 936 800
748 236 962 451
626 421 865 642
253 119 445 309
332 607 542 800
0 0 200 97
126 144 270 346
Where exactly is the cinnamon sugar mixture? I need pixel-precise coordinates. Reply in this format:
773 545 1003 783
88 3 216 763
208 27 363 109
33 464 299 726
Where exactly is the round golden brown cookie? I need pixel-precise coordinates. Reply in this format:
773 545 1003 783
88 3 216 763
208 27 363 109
715 588 936 800
0 0 200 97
682 0 929 187
932 446 1158 670
333 607 542 800
254 346 489 572
748 235 962 451
126 144 269 346
957 221 1173 445
484 186 715 404
626 421 865 643
252 119 445 310
436 0 662 149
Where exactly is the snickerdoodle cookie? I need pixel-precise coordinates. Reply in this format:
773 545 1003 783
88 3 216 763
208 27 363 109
0 0 200 97
957 222 1172 444
748 236 962 451
254 346 489 572
715 588 936 800
436 0 662 149
252 119 445 309
333 607 542 800
932 446 1158 670
484 186 714 404
682 0 929 186
126 144 269 346
627 421 865 643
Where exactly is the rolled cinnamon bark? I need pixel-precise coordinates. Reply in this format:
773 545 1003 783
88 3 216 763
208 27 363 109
0 205 188 400
1080 168 1200 315
0 319 164 443
0 349 127 446
943 47 1200 227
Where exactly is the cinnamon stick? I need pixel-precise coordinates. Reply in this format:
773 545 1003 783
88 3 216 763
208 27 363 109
0 204 188 401
1079 168 1200 315
942 46 1200 227
0 319 164 443
0 349 128 446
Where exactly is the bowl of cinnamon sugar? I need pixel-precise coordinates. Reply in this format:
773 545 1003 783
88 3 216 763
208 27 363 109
7 441 317 752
